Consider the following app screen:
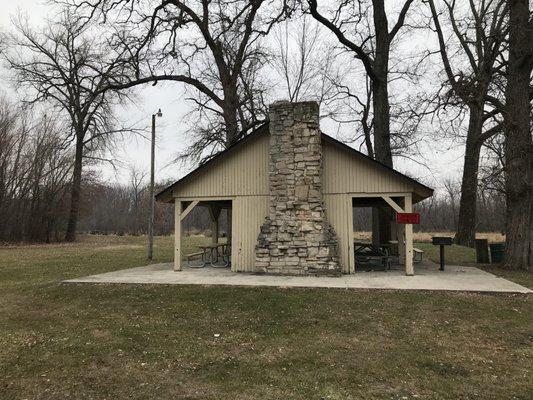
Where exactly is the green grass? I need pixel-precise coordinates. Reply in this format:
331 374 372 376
1 235 532 399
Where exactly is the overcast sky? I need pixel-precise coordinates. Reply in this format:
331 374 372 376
0 0 466 193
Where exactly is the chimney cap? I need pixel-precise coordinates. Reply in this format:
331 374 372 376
270 100 319 108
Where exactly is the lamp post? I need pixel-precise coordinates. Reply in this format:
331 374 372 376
148 108 163 260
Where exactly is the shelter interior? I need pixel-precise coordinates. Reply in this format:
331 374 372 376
344 194 416 275
351 196 411 272
180 199 233 268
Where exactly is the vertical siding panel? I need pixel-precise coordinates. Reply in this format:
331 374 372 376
322 140 417 196
173 134 270 198
242 197 248 270
232 195 268 272
233 197 243 271
324 194 350 274
232 197 243 271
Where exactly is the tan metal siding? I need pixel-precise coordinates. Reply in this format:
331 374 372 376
324 194 352 274
231 195 269 272
172 134 269 198
322 141 412 194
173 132 417 198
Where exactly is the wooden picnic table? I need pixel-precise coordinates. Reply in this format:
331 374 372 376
353 241 383 255
353 240 391 270
198 242 231 268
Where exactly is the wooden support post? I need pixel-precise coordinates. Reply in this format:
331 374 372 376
371 207 380 249
208 204 221 244
404 194 414 276
212 217 219 244
174 200 182 271
227 208 232 243
348 196 355 273
390 220 398 257
398 223 406 265
396 197 405 265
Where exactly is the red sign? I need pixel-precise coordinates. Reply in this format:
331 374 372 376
396 213 420 224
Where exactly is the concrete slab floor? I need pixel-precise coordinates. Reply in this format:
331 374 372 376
64 262 532 294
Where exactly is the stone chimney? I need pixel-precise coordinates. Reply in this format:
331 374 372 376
255 101 340 276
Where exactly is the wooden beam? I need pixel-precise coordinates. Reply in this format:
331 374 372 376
347 192 411 198
347 194 355 273
398 222 406 265
404 194 414 276
174 200 182 271
382 196 404 213
180 200 199 221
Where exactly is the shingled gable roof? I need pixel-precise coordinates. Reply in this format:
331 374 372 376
156 123 434 202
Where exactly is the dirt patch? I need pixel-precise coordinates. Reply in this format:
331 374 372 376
98 244 144 251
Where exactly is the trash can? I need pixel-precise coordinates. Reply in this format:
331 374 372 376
489 243 505 264
475 239 489 263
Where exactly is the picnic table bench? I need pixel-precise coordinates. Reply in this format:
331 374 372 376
185 251 205 267
380 240 424 263
413 247 424 262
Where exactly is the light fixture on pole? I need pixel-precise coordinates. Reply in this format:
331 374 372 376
148 108 162 260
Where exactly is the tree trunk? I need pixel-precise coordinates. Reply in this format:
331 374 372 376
455 107 483 247
65 137 83 242
372 79 393 166
223 104 239 147
372 75 393 244
222 78 240 147
371 2 393 245
503 0 532 270
371 0 393 168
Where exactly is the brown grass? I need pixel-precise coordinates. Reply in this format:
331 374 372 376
354 231 505 243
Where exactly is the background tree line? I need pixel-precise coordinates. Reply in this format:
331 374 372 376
0 88 505 241
0 97 72 242
0 87 504 242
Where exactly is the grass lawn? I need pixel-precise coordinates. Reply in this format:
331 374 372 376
1 235 532 399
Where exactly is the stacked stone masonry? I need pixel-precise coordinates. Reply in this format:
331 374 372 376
255 101 340 276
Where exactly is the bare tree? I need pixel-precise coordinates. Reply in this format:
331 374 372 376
329 75 375 156
479 134 506 201
78 0 289 163
306 0 417 244
427 0 508 247
307 0 415 167
270 16 338 106
503 0 532 270
443 178 459 229
127 166 147 235
2 11 135 241
77 175 176 236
